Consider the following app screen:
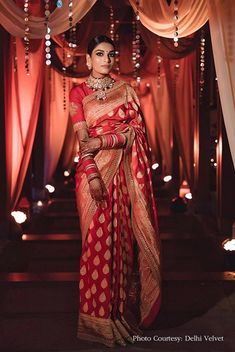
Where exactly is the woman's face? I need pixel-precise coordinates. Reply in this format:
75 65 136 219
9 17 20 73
87 42 115 78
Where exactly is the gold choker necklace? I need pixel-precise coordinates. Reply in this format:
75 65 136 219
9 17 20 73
86 75 115 100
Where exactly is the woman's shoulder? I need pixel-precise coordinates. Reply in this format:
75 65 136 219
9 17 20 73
69 81 88 102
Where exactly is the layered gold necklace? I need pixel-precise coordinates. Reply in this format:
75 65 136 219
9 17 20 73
86 75 115 100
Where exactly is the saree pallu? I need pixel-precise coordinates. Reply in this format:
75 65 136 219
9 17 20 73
75 80 162 347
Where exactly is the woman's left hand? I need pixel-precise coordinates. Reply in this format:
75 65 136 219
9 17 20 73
80 137 101 154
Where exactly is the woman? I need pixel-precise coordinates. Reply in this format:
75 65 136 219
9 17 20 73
69 35 162 347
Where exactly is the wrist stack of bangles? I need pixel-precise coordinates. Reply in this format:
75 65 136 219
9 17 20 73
98 133 127 149
81 152 100 182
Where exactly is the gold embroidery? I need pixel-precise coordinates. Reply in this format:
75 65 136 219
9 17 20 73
99 292 106 303
102 263 109 274
79 279 84 289
91 269 98 280
78 313 138 347
104 249 111 260
93 255 100 266
91 284 97 294
82 302 88 313
80 265 86 276
118 108 125 118
99 306 105 317
97 227 103 238
98 213 105 224
87 233 92 243
106 236 112 246
73 120 87 132
95 241 102 252
101 278 108 289
85 289 91 299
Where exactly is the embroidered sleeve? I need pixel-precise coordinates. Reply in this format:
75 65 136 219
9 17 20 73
69 86 86 132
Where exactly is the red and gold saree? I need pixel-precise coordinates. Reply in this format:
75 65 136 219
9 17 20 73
70 79 162 347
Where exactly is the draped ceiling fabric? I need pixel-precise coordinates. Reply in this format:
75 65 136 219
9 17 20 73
0 0 97 38
207 0 235 169
129 0 208 38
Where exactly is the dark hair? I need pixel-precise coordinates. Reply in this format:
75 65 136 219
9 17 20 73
87 35 115 56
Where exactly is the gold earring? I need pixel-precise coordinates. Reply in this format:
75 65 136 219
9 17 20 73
86 62 92 70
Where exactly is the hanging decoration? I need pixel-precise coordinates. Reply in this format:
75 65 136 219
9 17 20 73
44 0 52 66
199 28 205 99
109 6 115 41
13 37 17 73
132 0 141 84
173 0 179 47
24 0 30 74
114 29 120 74
62 46 67 111
68 1 77 70
156 37 162 89
109 6 120 74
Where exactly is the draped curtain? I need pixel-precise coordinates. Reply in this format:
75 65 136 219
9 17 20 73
4 36 44 210
43 68 73 184
207 0 235 169
0 0 97 38
129 0 208 38
165 53 196 189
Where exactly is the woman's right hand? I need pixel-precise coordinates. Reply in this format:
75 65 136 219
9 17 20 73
89 177 107 205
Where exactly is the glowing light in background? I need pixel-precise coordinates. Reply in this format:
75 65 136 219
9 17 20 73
152 162 159 170
185 192 192 200
11 211 27 224
37 201 43 207
223 239 235 251
74 156 79 163
64 170 70 177
163 175 172 183
45 184 55 193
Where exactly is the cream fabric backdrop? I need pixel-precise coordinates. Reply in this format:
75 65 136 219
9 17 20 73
129 0 208 38
207 0 235 169
0 0 97 38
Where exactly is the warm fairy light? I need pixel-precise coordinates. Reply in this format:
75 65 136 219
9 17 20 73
11 211 27 224
44 0 52 66
74 156 79 163
163 175 172 182
210 158 214 162
173 0 179 47
64 170 70 177
22 234 27 240
213 162 217 167
24 0 30 74
185 192 192 200
215 139 218 143
152 162 159 170
37 200 43 207
199 29 206 98
223 239 235 251
45 184 55 193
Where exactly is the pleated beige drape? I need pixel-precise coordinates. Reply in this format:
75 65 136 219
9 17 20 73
4 37 44 210
0 0 97 38
207 0 235 169
129 0 208 38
